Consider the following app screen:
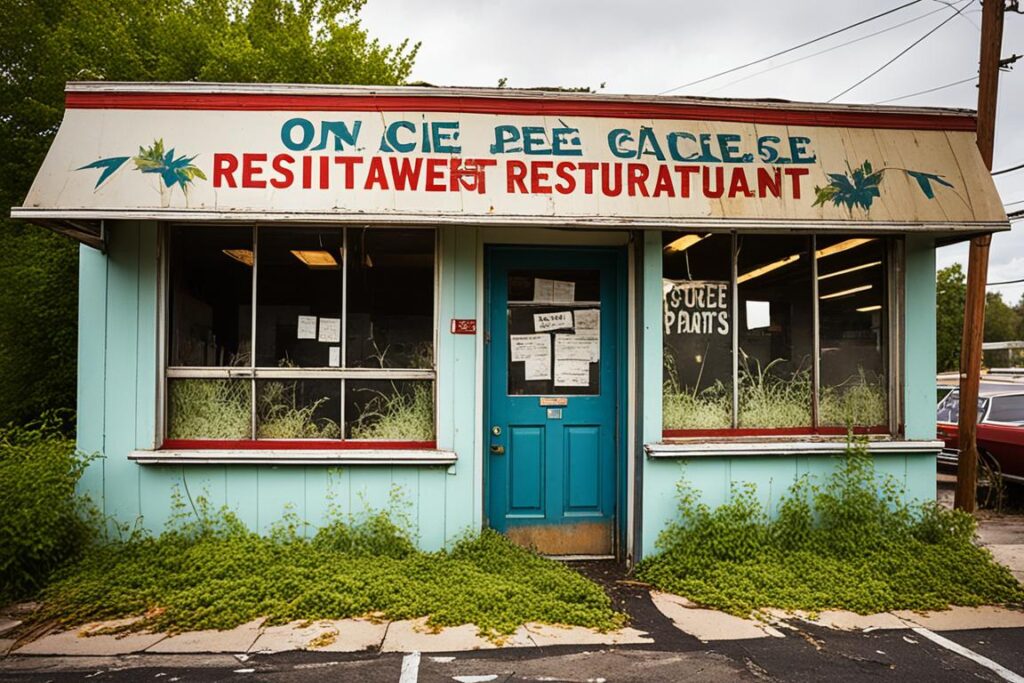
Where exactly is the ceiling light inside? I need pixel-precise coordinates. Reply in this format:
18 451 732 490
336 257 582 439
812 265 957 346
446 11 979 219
737 254 801 284
291 250 340 269
816 238 874 259
821 284 873 300
818 260 882 281
664 233 711 253
857 305 883 312
223 249 254 267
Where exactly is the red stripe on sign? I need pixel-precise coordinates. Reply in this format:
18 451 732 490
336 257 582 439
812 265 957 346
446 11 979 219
160 439 438 451
64 92 977 131
661 426 891 438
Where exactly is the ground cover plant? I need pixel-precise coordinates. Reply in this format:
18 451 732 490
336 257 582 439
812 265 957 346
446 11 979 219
350 382 435 440
636 441 1024 616
35 490 622 639
0 413 95 600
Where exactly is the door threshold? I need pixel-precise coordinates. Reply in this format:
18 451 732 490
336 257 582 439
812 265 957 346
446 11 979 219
543 554 616 562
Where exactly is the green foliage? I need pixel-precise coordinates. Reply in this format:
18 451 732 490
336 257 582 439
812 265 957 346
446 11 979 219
350 382 435 440
257 381 341 439
662 347 731 429
636 442 1024 617
168 379 251 439
737 354 812 428
0 414 96 600
936 264 967 373
36 491 622 638
984 291 1021 344
0 0 420 427
819 369 887 427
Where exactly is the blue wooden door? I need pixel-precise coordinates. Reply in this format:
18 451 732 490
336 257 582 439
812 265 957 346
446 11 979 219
485 247 619 556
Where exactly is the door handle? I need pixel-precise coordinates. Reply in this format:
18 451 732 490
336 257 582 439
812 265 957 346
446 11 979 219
490 445 505 455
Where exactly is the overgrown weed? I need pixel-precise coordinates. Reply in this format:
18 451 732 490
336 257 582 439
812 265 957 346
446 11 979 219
636 440 1024 616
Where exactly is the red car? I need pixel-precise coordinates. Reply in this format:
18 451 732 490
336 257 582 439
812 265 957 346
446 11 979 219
936 387 1024 484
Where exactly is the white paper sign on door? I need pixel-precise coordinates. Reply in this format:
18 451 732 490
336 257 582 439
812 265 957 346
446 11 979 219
297 315 317 339
555 335 598 362
510 333 550 362
524 358 550 381
533 278 555 303
574 309 599 332
533 311 573 332
551 280 575 303
554 359 590 386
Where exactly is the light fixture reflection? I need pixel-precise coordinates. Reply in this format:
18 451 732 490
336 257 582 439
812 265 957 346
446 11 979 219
821 284 873 300
223 249 254 267
857 305 882 312
291 249 340 269
816 238 874 259
738 254 801 284
818 260 882 281
664 233 711 253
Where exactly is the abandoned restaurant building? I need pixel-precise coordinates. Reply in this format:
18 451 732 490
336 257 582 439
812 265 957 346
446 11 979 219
12 82 1009 560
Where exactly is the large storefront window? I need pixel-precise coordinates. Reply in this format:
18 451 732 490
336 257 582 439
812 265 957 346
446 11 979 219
662 233 890 435
166 226 436 444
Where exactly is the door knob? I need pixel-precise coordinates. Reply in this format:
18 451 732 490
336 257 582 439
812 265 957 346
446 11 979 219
491 425 502 436
490 445 505 455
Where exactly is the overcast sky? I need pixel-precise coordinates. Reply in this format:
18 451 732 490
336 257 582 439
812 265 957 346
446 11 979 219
360 0 1023 302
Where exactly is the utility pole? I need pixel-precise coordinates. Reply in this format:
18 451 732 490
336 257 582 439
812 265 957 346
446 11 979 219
954 0 1004 512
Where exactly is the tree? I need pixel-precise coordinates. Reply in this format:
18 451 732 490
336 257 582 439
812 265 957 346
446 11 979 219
0 0 419 427
936 264 967 373
984 291 1021 343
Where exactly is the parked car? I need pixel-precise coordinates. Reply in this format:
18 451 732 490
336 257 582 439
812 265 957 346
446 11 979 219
936 387 1024 484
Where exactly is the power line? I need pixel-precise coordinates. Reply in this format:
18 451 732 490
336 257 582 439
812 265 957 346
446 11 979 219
993 162 1024 176
658 0 926 95
828 0 973 102
705 4 965 96
873 74 977 103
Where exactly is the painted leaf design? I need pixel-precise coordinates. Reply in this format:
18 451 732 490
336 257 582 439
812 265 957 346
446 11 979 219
815 161 883 213
907 171 953 199
77 156 130 188
132 139 206 191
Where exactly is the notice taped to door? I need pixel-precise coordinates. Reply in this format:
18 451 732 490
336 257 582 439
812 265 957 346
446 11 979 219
554 359 590 386
534 311 573 332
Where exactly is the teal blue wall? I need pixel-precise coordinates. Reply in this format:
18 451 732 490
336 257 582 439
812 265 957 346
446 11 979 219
76 223 479 550
639 234 940 558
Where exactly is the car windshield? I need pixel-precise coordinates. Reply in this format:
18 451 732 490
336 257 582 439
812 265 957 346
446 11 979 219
936 390 988 424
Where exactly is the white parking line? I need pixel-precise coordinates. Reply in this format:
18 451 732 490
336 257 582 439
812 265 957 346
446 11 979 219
399 652 421 683
912 627 1024 683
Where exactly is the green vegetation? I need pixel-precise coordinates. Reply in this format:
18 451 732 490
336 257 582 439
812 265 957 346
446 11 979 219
737 355 812 428
820 370 887 427
0 0 420 427
637 442 1024 617
351 383 435 440
0 415 95 600
36 492 622 638
168 380 251 439
257 381 340 439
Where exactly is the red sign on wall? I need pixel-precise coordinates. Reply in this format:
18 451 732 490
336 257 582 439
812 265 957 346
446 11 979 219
450 319 477 334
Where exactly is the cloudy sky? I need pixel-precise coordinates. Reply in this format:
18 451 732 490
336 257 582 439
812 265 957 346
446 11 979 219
360 0 1024 302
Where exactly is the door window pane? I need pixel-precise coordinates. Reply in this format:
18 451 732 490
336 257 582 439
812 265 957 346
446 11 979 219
255 228 343 368
256 379 341 439
506 270 600 396
662 233 732 429
346 228 434 369
168 227 253 366
817 237 888 427
736 236 814 428
167 379 252 439
346 380 435 440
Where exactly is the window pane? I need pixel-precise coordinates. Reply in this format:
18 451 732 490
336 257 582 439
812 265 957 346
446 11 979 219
346 228 434 368
167 379 251 439
736 235 813 428
662 233 732 429
817 237 888 427
255 227 344 368
986 395 1024 424
256 379 341 439
346 380 435 440
168 226 253 366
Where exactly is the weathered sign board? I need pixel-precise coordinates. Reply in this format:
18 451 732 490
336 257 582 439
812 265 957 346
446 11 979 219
14 83 1008 231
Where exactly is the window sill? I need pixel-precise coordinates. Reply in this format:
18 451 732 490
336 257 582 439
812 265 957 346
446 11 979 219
645 438 944 458
129 449 457 466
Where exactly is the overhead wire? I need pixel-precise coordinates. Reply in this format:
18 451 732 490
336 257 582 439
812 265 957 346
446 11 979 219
873 75 978 103
993 162 1024 176
657 0 926 95
827 0 974 102
704 3 970 96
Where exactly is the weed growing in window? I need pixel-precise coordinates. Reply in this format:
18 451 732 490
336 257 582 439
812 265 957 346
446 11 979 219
636 441 1024 616
167 379 250 439
350 382 434 440
257 381 340 439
